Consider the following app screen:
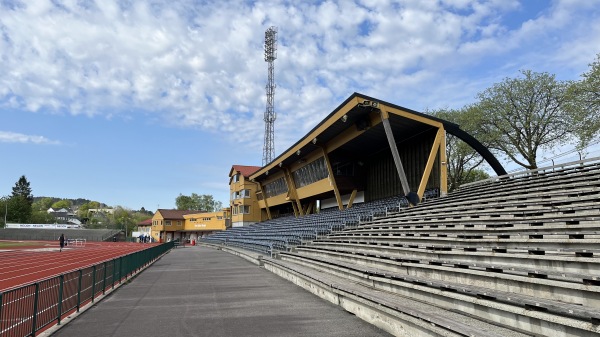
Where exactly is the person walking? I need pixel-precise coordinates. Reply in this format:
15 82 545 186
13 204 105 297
59 234 65 252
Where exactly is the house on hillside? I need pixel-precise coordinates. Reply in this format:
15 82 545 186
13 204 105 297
47 207 80 225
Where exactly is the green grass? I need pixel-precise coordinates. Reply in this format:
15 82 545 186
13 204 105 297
0 241 46 248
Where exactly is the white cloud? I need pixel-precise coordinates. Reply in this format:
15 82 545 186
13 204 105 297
0 131 61 145
0 0 598 152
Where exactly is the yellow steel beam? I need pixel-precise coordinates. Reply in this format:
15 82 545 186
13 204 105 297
417 127 444 199
255 181 271 220
283 167 303 216
346 189 357 209
251 97 360 179
380 103 444 129
321 146 344 210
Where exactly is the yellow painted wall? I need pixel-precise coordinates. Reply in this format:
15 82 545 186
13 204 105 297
230 170 262 224
183 209 227 231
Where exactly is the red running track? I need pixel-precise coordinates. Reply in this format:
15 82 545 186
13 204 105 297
0 241 159 292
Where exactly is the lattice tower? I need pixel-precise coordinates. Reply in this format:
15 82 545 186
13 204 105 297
262 26 277 166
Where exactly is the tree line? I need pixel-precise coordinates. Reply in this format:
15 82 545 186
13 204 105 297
431 53 600 191
0 175 225 229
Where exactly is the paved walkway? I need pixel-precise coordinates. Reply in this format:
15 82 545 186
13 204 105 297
51 246 391 337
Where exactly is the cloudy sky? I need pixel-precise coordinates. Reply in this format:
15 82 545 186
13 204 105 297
1 0 599 210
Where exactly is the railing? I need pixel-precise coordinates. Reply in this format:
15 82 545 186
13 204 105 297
459 156 600 189
0 242 174 337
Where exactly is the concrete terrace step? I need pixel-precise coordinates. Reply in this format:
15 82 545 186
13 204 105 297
275 252 600 336
263 257 531 337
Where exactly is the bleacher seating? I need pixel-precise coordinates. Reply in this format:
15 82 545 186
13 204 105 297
205 157 600 336
201 192 426 255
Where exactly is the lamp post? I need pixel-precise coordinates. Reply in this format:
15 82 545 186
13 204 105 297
1 196 8 228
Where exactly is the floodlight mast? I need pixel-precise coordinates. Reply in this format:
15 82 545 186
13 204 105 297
262 26 277 166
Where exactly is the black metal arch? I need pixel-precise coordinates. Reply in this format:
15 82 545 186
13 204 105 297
442 123 507 176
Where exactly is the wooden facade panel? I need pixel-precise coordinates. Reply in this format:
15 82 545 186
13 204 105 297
296 178 332 199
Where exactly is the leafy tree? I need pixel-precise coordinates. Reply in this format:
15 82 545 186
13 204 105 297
176 194 195 210
113 206 138 237
30 210 56 224
566 53 600 151
477 70 574 170
51 199 72 209
176 193 223 212
431 106 489 191
33 197 56 212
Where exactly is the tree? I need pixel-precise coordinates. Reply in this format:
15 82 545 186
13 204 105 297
566 53 600 151
175 193 222 212
29 210 56 224
33 197 56 212
431 106 490 191
113 206 137 237
477 70 574 170
175 194 195 210
51 199 72 209
9 175 34 223
12 175 33 203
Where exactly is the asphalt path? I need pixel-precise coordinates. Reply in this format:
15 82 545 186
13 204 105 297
51 246 391 337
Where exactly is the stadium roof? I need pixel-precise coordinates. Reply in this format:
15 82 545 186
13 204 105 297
250 92 505 181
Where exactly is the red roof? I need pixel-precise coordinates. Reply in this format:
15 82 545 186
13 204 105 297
232 165 261 177
137 218 152 226
156 209 198 219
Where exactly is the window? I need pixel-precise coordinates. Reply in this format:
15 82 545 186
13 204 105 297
264 177 288 197
241 189 250 198
189 218 197 222
165 220 171 226
240 205 250 214
217 216 223 220
177 221 181 226
232 206 238 215
202 217 211 221
233 173 240 183
293 157 329 188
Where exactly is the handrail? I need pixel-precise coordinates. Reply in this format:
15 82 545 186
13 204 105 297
0 241 174 337
459 156 600 189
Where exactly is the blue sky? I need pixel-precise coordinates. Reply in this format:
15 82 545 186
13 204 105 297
1 0 599 211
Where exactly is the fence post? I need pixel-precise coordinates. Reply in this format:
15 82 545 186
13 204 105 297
119 257 124 283
57 275 64 325
31 283 40 336
102 262 107 295
91 265 96 303
0 292 3 333
112 259 117 289
76 270 82 312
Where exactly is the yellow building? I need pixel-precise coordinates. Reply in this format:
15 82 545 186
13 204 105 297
229 165 262 227
151 208 229 242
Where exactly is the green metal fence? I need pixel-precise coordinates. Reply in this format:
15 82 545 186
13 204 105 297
0 242 174 337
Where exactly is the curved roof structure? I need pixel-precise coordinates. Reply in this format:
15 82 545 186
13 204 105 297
244 92 505 217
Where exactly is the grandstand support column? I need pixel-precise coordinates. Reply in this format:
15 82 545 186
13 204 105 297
346 189 357 209
320 146 344 210
255 181 272 220
283 167 303 216
440 128 448 197
379 109 411 196
416 127 445 199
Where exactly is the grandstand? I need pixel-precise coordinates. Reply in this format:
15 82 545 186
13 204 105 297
204 157 600 336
